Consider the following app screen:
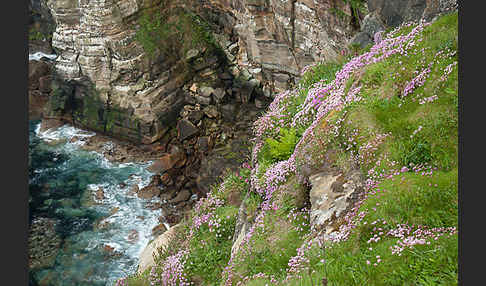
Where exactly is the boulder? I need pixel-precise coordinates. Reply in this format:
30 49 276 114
203 106 220 119
138 224 181 274
212 87 226 103
127 230 139 243
137 185 161 199
95 187 105 200
198 86 215 97
185 49 200 61
187 110 204 124
221 104 237 121
194 95 212 106
196 136 211 153
367 0 457 28
147 155 173 173
308 169 364 233
151 223 168 236
177 119 199 141
160 173 174 186
169 189 191 204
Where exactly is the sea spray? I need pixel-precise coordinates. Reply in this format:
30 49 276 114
29 121 163 285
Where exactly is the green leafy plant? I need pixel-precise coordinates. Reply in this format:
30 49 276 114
261 128 300 163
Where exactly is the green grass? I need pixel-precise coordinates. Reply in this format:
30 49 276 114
185 205 238 284
122 12 458 286
135 7 220 59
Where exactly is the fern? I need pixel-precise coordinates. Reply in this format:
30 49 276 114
261 128 300 163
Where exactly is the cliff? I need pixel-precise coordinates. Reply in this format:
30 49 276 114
122 10 458 285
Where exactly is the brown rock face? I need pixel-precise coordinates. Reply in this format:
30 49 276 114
29 60 52 120
43 0 357 142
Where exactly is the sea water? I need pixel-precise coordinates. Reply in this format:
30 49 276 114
28 120 161 285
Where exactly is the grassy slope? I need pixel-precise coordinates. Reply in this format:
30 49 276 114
122 12 458 286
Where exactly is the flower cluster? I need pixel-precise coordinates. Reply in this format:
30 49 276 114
419 94 438 104
154 250 190 286
439 61 457 82
388 225 457 256
402 65 432 98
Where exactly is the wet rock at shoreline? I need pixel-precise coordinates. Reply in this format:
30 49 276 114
169 189 191 204
28 217 62 271
95 187 105 200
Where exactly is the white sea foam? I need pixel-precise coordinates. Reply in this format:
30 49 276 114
29 52 57 61
33 122 163 285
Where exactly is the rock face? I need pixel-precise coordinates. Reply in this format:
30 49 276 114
308 169 364 234
41 0 358 143
29 60 53 120
138 224 181 274
351 0 458 47
29 0 56 54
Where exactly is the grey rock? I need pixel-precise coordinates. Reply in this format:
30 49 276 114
185 49 200 61
221 104 237 121
350 32 373 49
194 95 212 106
198 86 215 98
213 88 226 103
169 189 191 204
177 119 199 141
203 106 220 119
308 169 364 233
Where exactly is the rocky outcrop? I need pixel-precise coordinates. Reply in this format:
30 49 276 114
138 223 181 274
29 60 53 120
351 0 458 48
28 217 62 271
41 0 359 143
308 168 364 234
29 0 56 54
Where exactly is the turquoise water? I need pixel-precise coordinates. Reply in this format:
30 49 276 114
29 121 162 285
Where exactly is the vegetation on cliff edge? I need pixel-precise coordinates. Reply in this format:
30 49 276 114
121 12 458 286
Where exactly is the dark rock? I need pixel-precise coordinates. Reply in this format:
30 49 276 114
187 110 204 124
198 86 215 97
128 184 139 195
197 136 211 153
151 224 168 236
177 119 199 141
38 75 52 93
367 0 456 28
29 60 50 89
194 94 212 106
350 32 373 49
212 87 226 103
160 173 173 186
175 175 187 189
39 118 64 132
147 155 173 173
127 230 139 243
221 104 237 121
203 106 220 119
169 189 191 204
218 72 233 80
146 201 162 210
160 187 178 201
362 13 386 38
95 188 105 200
149 175 162 186
254 97 269 109
137 185 161 199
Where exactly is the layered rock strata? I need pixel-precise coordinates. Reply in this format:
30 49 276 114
42 0 357 143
